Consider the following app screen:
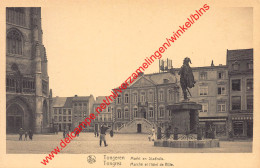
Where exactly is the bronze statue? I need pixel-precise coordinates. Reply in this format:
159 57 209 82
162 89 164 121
178 57 196 100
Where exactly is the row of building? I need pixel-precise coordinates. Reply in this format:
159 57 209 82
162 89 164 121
6 8 253 139
51 48 253 139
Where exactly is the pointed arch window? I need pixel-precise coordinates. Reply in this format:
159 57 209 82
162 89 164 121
7 30 23 55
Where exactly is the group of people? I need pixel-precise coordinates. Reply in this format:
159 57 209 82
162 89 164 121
95 125 114 147
18 128 33 141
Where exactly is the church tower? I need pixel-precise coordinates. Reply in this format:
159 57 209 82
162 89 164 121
6 7 51 133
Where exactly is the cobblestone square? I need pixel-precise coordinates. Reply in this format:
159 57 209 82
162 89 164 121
6 132 252 154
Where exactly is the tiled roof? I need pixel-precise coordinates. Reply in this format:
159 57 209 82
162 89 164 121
227 48 253 61
63 97 73 108
72 96 91 101
145 72 177 85
95 96 106 104
52 97 67 107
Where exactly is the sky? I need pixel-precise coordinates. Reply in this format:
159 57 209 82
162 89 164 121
41 1 253 98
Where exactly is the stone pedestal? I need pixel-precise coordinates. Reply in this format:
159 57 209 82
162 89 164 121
167 101 202 134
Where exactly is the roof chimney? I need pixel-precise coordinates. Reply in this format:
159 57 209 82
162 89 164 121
211 60 214 67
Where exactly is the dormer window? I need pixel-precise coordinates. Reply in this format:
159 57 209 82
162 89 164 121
163 79 169 83
232 61 239 71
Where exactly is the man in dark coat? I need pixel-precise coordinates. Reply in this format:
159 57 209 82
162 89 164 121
18 128 24 141
178 57 196 100
28 129 33 140
100 125 109 147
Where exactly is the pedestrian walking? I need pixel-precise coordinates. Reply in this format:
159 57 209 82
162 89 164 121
63 130 66 138
28 129 33 140
151 127 156 141
148 133 152 141
18 128 24 141
94 130 97 137
110 129 114 137
100 125 109 147
24 131 28 141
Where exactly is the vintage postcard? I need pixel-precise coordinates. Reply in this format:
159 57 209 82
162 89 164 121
0 0 259 168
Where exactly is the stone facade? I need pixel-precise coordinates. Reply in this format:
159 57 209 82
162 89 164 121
113 72 180 133
6 8 51 133
52 97 73 131
92 96 114 132
174 65 229 138
71 95 95 131
51 95 95 132
227 49 253 139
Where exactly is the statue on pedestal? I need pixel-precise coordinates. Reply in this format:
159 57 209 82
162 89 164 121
178 57 196 100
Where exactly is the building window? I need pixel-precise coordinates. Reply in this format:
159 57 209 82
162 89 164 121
232 96 241 110
108 107 111 112
168 89 174 101
7 30 23 55
124 108 129 118
63 109 66 115
54 116 57 122
59 109 62 115
247 95 253 110
117 94 121 104
218 72 225 79
54 109 57 114
199 86 208 96
200 72 207 80
233 121 243 136
68 109 71 115
59 116 62 122
6 8 25 26
159 90 164 102
74 103 77 106
83 103 87 106
133 93 138 103
149 107 154 118
232 79 241 91
148 91 154 102
232 63 239 71
79 103 82 106
133 108 138 117
246 79 253 91
168 109 172 117
217 102 226 112
124 94 129 103
199 103 208 113
218 86 226 95
117 109 122 119
68 116 71 122
248 62 253 69
140 92 146 102
159 107 165 117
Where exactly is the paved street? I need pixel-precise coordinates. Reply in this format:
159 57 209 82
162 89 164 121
6 132 252 154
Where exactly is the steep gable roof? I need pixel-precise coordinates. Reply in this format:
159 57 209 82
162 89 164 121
52 97 67 107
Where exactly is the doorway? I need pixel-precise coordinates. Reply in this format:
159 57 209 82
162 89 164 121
137 124 141 133
6 104 24 133
247 121 253 138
